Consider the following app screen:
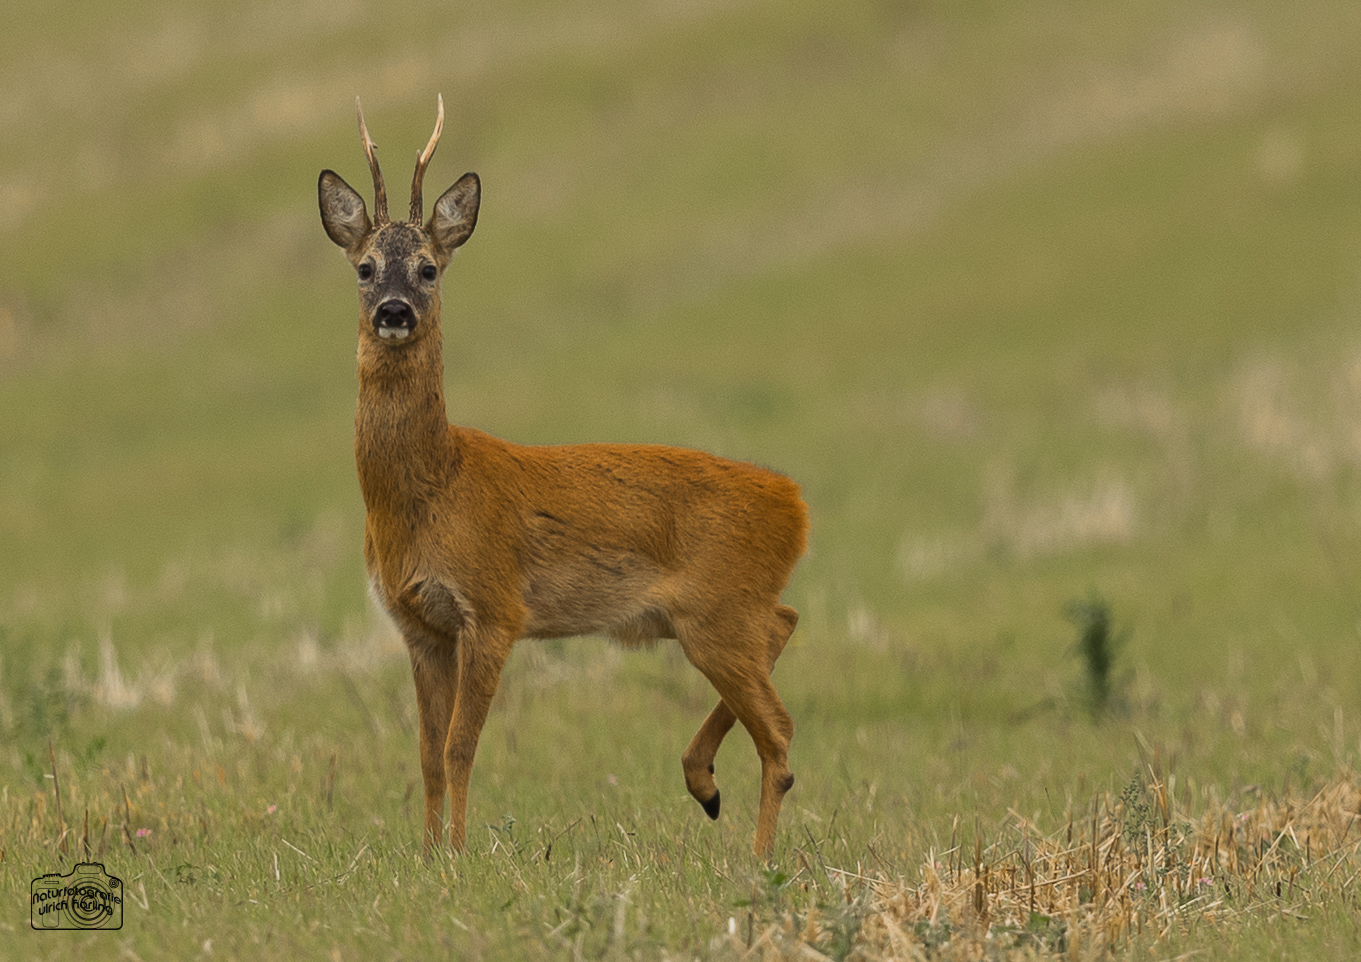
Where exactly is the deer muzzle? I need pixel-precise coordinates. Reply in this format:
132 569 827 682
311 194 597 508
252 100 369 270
374 299 417 340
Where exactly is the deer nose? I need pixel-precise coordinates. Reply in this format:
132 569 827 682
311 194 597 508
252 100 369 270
374 299 417 339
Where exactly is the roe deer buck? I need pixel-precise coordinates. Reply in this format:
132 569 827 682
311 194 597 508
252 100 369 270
318 96 809 858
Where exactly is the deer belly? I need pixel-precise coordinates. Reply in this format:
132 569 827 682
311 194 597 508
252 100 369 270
519 552 668 642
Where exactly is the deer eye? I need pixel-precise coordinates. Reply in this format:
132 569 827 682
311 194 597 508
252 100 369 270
420 264 438 282
357 262 374 282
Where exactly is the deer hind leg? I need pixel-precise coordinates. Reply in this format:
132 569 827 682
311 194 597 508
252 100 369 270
678 603 799 858
681 604 799 823
681 700 737 819
409 641 458 856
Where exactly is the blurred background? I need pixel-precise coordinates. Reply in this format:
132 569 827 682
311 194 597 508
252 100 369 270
4 0 1361 752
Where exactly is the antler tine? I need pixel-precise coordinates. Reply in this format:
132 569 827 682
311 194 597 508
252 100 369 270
355 97 389 225
409 94 445 224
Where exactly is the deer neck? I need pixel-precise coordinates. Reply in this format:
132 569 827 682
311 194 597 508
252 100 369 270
354 321 457 516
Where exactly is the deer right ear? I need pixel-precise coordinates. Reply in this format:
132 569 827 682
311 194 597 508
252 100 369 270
319 170 372 253
429 173 480 255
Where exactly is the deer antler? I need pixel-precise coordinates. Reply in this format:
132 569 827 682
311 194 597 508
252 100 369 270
409 94 445 224
355 97 389 225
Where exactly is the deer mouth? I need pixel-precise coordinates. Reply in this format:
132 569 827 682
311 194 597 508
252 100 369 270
376 323 413 341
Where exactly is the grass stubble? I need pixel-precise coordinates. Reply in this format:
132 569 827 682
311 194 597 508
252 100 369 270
12 744 1361 959
5 621 1361 960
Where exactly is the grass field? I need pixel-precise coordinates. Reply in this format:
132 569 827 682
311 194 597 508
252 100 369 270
7 0 1361 957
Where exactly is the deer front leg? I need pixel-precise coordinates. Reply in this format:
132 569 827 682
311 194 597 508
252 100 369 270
443 625 513 852
409 642 458 856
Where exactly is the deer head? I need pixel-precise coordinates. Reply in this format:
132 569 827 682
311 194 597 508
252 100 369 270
318 95 480 344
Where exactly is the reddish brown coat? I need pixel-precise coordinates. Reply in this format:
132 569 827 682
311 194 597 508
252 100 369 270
320 98 808 857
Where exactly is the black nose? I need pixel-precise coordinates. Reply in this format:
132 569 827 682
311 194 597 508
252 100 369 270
375 299 416 332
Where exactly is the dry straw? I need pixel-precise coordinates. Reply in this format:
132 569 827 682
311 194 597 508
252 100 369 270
732 772 1361 960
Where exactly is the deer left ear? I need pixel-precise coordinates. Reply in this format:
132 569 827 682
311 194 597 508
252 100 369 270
319 170 371 254
429 173 480 254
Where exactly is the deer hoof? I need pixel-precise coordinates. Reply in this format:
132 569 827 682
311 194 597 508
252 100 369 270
701 790 721 820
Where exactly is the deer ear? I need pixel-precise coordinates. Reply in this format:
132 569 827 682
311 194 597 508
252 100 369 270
429 173 480 254
319 170 371 253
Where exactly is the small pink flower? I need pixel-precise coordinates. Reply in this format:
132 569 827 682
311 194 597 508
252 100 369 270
266 804 277 815
136 828 152 838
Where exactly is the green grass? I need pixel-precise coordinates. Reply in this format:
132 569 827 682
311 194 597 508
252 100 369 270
6 0 1361 957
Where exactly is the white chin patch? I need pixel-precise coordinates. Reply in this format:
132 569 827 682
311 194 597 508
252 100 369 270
377 326 411 341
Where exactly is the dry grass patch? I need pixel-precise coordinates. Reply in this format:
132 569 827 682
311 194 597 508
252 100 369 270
730 771 1361 960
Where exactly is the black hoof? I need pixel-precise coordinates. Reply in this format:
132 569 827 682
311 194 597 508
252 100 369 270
701 790 721 820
